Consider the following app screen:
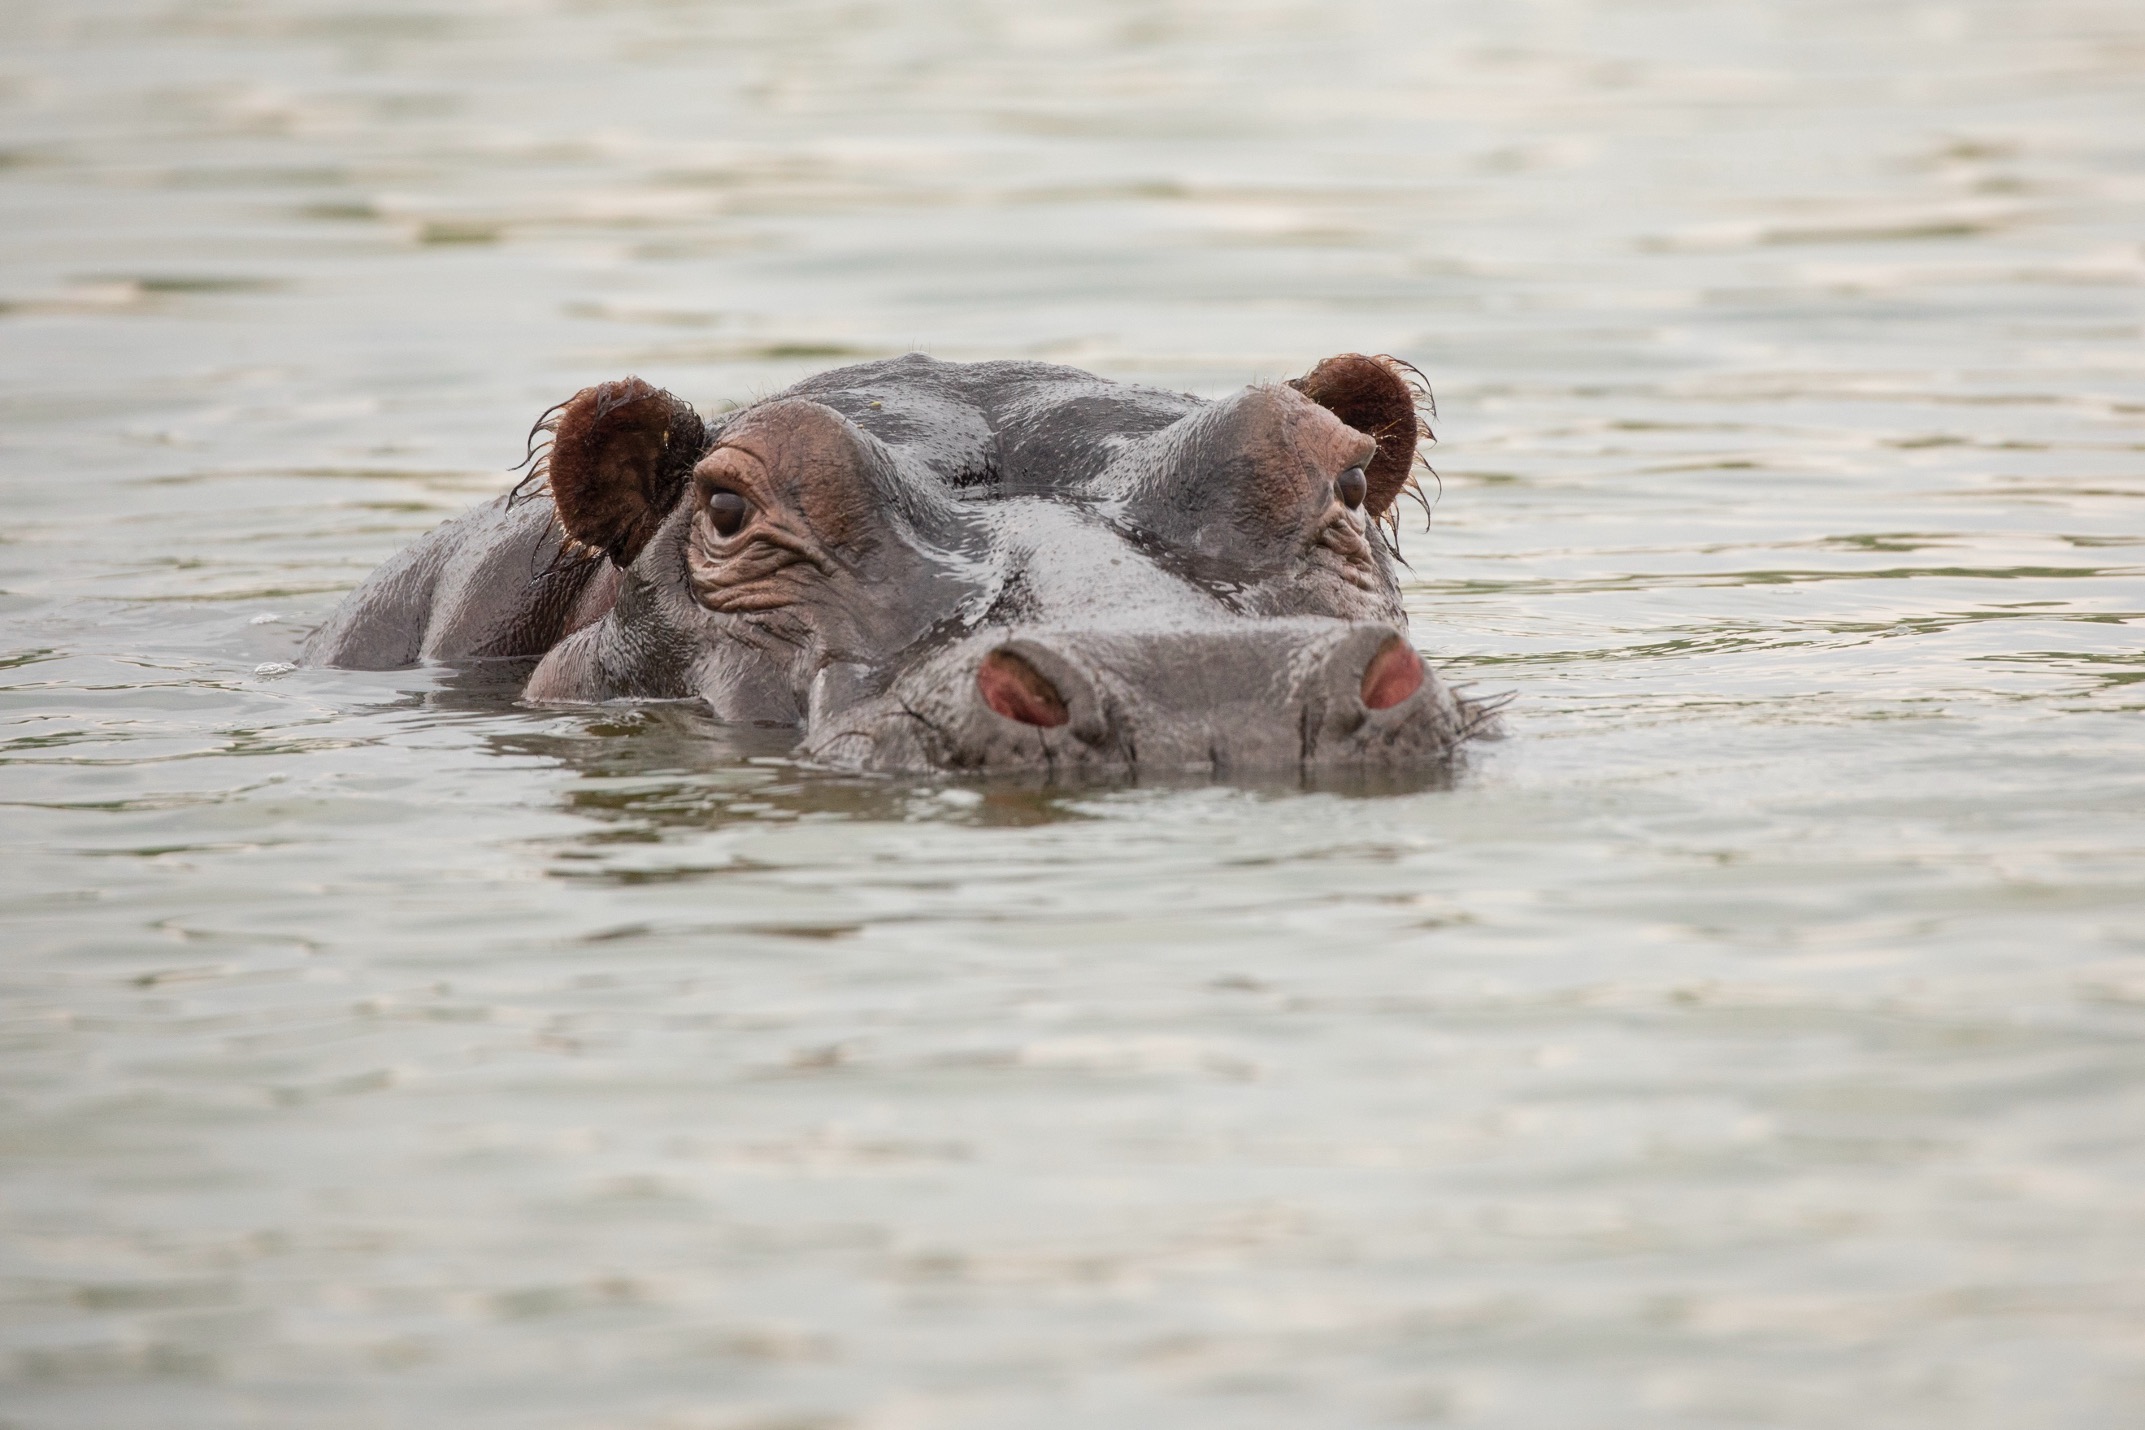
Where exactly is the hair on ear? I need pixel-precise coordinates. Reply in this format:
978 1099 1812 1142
520 377 706 567
1288 353 1433 523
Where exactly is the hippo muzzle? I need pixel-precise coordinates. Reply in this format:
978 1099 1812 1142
804 620 1471 776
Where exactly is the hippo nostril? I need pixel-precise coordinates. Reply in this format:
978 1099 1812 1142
1336 465 1367 510
1360 635 1425 710
977 649 1070 728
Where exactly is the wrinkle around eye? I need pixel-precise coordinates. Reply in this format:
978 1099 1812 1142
686 517 838 613
728 544 820 584
1298 508 1383 596
1314 508 1374 561
703 587 808 613
690 549 808 610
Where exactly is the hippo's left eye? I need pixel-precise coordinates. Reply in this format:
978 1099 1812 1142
705 489 751 537
1335 466 1367 511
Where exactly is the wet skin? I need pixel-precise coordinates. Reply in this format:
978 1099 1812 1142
304 353 1496 776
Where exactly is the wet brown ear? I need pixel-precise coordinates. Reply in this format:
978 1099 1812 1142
1288 353 1427 520
541 377 706 566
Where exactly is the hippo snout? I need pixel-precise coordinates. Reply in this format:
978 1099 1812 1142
801 620 1474 776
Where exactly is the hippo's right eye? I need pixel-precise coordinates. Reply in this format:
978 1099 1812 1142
705 489 751 537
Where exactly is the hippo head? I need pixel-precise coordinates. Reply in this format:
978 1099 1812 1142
521 354 1492 777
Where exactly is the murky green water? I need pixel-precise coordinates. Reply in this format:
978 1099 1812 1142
4 1 2143 1425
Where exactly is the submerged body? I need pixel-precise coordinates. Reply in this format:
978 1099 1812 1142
305 353 1494 775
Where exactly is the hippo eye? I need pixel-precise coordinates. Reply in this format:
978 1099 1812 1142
705 489 750 537
1336 466 1367 510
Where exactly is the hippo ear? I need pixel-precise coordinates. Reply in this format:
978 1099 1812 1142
1288 353 1428 520
538 377 707 566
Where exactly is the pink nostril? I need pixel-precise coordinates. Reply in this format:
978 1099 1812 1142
1360 636 1425 710
978 649 1069 728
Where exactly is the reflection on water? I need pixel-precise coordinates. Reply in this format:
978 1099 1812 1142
3 0 2144 1425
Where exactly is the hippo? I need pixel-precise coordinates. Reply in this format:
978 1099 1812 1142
304 352 1497 776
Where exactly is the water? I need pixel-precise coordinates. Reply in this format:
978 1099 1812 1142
3 1 2143 1425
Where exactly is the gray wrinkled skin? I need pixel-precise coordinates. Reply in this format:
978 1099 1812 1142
815 622 1472 777
305 354 1495 776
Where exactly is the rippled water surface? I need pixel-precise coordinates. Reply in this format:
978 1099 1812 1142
4 1 2144 1425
